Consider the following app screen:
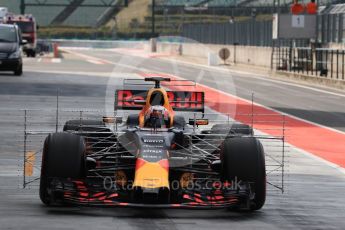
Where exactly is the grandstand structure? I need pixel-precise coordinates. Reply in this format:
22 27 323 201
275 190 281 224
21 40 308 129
160 0 342 7
2 0 128 27
1 0 338 27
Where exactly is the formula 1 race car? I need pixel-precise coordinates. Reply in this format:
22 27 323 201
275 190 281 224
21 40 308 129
39 77 266 211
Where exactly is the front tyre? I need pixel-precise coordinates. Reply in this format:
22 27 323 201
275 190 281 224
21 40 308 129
221 137 266 211
39 133 86 205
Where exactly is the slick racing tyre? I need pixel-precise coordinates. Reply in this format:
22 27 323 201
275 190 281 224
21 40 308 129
211 123 253 135
39 133 86 205
63 119 113 152
221 137 266 211
63 119 105 132
172 115 186 129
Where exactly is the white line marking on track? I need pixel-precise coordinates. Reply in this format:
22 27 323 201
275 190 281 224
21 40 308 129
87 59 104 65
60 48 112 65
51 58 61 63
25 69 113 77
293 145 345 176
60 47 93 51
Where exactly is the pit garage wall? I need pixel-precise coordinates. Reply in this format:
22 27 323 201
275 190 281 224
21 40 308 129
51 39 272 68
155 42 272 68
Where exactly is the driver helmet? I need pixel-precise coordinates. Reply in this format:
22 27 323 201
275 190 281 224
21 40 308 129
144 105 170 128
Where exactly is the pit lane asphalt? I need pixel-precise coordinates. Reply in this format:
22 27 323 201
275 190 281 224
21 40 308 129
0 54 344 230
70 49 345 132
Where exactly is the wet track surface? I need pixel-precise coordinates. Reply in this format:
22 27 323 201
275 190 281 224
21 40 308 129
0 51 345 229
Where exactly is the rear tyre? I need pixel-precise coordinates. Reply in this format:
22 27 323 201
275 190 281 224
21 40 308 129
126 114 139 127
39 133 86 205
212 123 253 135
173 115 186 129
63 119 105 132
63 119 114 152
221 137 266 211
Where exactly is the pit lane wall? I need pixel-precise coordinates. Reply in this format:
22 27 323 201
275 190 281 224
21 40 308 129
153 41 345 90
49 39 271 68
48 39 342 73
154 42 272 68
47 39 344 89
49 39 147 49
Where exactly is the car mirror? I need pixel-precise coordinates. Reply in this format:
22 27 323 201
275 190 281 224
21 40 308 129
188 118 209 126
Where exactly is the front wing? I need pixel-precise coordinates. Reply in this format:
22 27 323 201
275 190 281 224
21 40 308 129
51 179 251 209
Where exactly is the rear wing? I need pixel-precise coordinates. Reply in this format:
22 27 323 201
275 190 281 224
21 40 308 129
115 90 204 113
